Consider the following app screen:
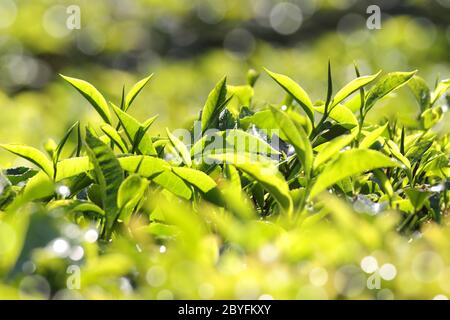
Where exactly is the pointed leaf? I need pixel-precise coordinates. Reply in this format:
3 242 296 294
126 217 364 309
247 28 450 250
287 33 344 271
101 124 128 153
0 144 54 178
359 123 388 149
313 132 356 169
208 153 293 216
431 79 450 105
172 167 217 193
117 174 148 211
85 128 124 238
265 68 314 124
365 71 417 112
333 71 381 107
270 106 313 177
111 103 157 155
310 149 400 198
408 75 430 111
124 74 153 111
166 128 192 167
60 75 112 124
220 129 280 156
201 76 228 132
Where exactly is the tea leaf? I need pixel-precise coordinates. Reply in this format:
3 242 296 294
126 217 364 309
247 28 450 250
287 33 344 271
166 128 192 167
314 103 358 126
124 74 153 111
333 71 381 107
101 124 128 153
172 167 217 193
309 149 399 198
85 128 124 239
153 170 192 199
111 103 157 155
0 144 54 178
430 79 450 105
220 129 280 156
408 75 430 111
117 174 148 222
359 123 388 149
60 75 112 124
313 132 356 169
265 68 314 124
365 71 417 112
201 76 228 132
209 153 293 216
271 106 313 177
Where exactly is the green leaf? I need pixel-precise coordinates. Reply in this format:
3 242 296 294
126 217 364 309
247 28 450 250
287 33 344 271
313 132 356 169
55 157 91 181
239 110 288 141
265 68 314 125
124 74 153 111
208 153 293 216
172 167 217 193
309 149 399 199
111 103 157 155
201 76 228 132
373 169 394 198
332 71 381 107
153 170 192 199
47 200 105 216
314 103 358 126
408 75 430 111
359 123 388 149
227 85 254 116
220 129 280 156
405 188 431 211
365 71 417 112
60 75 112 124
431 79 450 105
386 140 411 170
131 117 157 154
85 128 124 239
54 121 79 164
0 144 54 178
270 106 313 177
119 155 166 178
166 128 192 167
101 124 128 153
3 167 37 185
117 174 149 222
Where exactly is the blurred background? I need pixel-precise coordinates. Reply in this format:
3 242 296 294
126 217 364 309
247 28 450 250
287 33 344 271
0 0 449 165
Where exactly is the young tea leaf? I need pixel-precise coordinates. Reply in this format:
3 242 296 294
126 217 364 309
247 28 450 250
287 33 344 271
0 144 54 178
265 68 315 125
430 79 450 105
332 71 381 107
85 128 124 239
309 149 400 199
201 76 228 132
124 74 153 111
101 124 128 153
365 71 417 112
60 75 112 124
270 106 313 177
166 128 192 167
111 103 157 155
209 153 293 216
172 166 217 193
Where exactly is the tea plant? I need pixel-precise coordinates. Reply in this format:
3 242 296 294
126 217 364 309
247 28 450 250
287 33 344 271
0 64 449 299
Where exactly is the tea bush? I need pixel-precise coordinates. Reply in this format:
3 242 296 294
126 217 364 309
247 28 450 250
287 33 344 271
0 65 449 299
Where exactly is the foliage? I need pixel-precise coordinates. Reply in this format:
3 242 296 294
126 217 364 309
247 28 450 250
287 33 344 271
0 66 449 299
